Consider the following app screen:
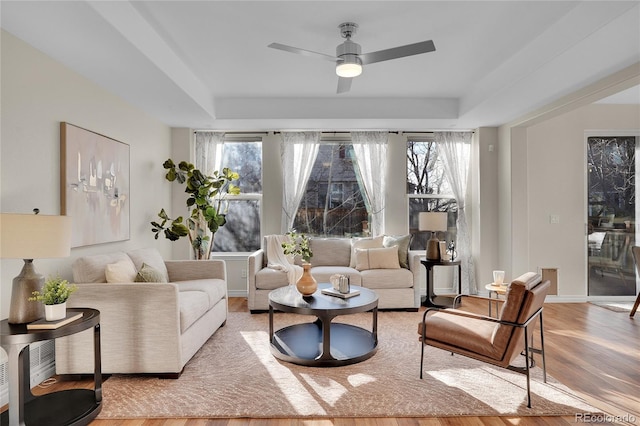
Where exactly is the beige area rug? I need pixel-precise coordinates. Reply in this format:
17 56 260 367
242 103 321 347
97 311 597 419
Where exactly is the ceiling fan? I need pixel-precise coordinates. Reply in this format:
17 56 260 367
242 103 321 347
268 22 436 94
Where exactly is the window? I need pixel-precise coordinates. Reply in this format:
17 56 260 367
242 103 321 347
587 135 636 296
406 137 457 250
196 136 262 253
293 142 369 237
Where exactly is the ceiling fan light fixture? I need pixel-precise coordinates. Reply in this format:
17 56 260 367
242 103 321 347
336 62 362 77
336 55 362 78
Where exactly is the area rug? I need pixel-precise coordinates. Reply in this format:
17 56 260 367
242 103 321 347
97 311 597 419
591 301 634 313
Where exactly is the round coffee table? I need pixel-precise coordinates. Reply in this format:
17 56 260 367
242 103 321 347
268 283 378 367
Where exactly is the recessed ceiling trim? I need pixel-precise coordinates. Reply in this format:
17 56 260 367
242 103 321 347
87 0 216 119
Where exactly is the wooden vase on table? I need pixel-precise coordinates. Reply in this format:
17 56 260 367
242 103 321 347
296 263 317 296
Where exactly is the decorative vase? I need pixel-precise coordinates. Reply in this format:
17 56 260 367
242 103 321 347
45 302 66 321
296 263 317 296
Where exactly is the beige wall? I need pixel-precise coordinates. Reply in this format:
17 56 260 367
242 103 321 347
0 30 173 318
508 103 640 298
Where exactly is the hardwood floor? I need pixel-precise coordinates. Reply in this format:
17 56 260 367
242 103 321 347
23 298 640 425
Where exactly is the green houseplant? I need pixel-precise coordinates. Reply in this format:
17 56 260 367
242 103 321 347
281 230 313 263
151 159 240 259
281 230 316 296
29 275 77 321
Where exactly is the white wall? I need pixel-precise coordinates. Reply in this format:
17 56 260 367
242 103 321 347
0 30 173 319
525 103 640 298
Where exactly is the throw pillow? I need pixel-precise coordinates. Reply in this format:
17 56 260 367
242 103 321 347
349 235 384 268
104 259 138 283
354 246 401 271
134 263 167 283
383 234 412 269
126 248 169 282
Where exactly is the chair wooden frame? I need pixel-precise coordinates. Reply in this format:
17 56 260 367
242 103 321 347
419 294 547 408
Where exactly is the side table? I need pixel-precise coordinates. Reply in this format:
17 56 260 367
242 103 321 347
420 259 462 308
0 308 102 426
485 283 508 317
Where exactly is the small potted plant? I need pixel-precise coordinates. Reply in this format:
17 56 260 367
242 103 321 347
29 275 78 321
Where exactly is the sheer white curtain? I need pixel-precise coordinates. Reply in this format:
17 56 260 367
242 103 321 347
351 131 389 236
436 131 476 294
195 131 225 175
280 132 321 233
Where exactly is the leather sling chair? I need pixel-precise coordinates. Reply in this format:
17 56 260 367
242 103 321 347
418 272 550 408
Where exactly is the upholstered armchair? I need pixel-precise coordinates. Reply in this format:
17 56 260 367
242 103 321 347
418 272 550 408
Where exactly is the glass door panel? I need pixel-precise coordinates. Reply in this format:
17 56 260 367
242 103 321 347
587 135 637 296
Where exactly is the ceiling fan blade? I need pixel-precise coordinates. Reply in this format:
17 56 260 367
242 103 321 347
337 77 352 94
268 43 338 62
360 40 435 65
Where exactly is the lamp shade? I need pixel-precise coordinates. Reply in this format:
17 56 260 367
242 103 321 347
0 213 72 259
418 212 448 232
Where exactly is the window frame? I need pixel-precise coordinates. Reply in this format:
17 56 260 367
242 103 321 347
406 136 457 250
194 134 263 254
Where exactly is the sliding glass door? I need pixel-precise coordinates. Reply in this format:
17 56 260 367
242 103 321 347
587 135 638 296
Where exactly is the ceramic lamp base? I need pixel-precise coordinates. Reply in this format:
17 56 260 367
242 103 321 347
426 237 440 261
9 260 45 324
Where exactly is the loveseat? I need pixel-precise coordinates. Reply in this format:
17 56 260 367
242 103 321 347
248 235 421 312
55 248 227 377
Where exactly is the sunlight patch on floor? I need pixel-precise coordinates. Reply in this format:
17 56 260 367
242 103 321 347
549 328 631 356
300 374 347 406
428 367 527 414
241 330 327 416
347 373 376 387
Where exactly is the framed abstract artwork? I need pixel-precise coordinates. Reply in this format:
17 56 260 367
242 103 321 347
60 122 130 247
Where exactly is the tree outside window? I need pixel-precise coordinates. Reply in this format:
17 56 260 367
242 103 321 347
209 140 262 252
407 138 457 250
293 143 369 237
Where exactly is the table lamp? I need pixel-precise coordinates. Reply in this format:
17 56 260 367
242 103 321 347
419 212 448 261
0 211 72 324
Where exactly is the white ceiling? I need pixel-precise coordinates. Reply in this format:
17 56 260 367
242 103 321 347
1 1 639 130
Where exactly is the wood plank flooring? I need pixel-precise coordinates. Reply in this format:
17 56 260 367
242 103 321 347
21 298 640 425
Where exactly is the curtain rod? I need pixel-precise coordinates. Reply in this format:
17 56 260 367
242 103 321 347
192 130 475 135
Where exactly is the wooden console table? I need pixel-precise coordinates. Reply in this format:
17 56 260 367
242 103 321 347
0 308 101 426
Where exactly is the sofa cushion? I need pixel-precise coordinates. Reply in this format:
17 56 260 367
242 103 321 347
361 268 413 289
255 268 289 290
104 258 138 283
178 290 210 333
310 266 362 286
354 246 400 271
349 236 384 268
310 238 352 267
134 263 167 283
177 279 227 310
73 251 131 283
383 234 412 269
127 248 169 283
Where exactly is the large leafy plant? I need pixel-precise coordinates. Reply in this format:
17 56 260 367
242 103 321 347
151 159 240 259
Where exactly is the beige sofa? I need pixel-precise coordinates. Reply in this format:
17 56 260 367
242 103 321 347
55 248 227 377
248 236 421 312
